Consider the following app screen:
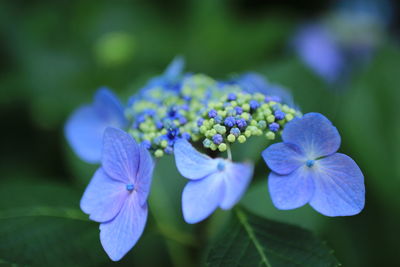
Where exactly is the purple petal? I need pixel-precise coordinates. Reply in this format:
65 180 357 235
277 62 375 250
309 153 365 216
174 139 218 180
136 144 155 205
65 106 108 163
282 113 341 159
294 24 344 83
93 88 128 127
80 168 128 222
100 195 148 261
262 143 306 175
268 166 315 210
182 173 224 224
219 161 254 210
102 127 140 183
64 88 127 164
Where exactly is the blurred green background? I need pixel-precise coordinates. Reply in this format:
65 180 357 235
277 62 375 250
1 0 399 266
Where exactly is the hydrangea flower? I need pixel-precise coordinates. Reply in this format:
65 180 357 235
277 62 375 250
262 113 365 216
293 0 391 84
65 88 127 163
174 139 254 223
293 25 345 84
80 127 154 260
65 58 366 262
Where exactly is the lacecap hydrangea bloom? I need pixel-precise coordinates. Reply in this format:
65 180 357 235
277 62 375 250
65 57 365 261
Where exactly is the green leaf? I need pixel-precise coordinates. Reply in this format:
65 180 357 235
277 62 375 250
0 179 110 266
206 208 339 267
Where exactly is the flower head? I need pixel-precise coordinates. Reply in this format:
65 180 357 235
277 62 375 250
80 127 154 261
262 113 365 216
65 88 127 163
174 139 254 223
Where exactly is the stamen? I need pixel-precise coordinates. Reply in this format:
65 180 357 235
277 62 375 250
306 160 315 168
217 161 225 171
126 184 135 192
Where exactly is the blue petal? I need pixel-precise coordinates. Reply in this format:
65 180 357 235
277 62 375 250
163 56 185 81
234 72 296 107
182 173 224 224
174 139 218 180
282 113 341 159
136 144 154 205
65 88 127 163
93 88 128 127
268 166 315 210
262 143 306 175
309 153 365 216
65 106 108 163
80 168 128 222
294 24 344 83
219 161 254 210
102 127 140 183
100 195 148 261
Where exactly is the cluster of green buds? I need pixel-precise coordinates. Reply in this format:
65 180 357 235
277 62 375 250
195 92 299 152
124 73 300 157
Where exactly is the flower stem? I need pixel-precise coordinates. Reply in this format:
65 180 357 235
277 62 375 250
226 144 232 161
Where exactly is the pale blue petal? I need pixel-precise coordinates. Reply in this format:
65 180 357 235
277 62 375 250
65 88 127 164
282 113 341 159
262 143 306 175
174 139 218 180
182 173 224 224
163 56 185 80
93 88 128 127
268 166 315 210
102 127 140 183
65 106 107 163
100 195 147 261
309 153 365 216
219 161 254 210
235 72 296 107
80 168 128 222
136 144 155 205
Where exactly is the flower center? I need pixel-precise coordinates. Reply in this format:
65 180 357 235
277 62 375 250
126 184 135 192
306 160 315 168
217 161 225 171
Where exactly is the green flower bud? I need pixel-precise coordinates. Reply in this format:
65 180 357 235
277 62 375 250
263 109 272 116
227 134 236 143
200 125 207 133
218 143 227 152
266 131 275 140
160 140 168 148
155 149 164 158
285 114 294 121
267 115 275 123
254 93 265 102
241 112 250 120
258 120 267 129
203 138 212 148
238 135 246 143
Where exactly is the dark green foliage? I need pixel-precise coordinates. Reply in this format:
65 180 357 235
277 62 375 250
0 180 110 266
207 208 339 267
